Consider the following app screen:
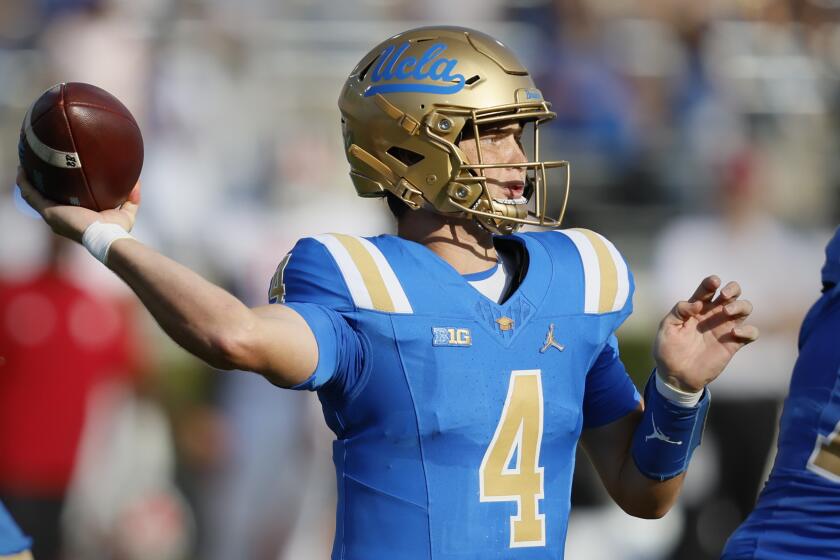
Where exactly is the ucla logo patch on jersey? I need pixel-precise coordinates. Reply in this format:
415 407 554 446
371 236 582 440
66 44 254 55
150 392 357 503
432 327 472 347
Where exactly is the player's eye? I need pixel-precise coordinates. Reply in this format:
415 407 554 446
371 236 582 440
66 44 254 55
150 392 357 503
480 132 508 145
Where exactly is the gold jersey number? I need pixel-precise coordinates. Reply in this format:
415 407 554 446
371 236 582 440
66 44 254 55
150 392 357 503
479 369 546 548
807 418 840 483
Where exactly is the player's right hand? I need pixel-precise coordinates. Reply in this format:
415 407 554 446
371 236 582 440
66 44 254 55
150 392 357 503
16 166 140 243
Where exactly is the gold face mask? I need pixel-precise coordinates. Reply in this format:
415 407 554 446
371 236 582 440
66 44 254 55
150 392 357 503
339 26 570 235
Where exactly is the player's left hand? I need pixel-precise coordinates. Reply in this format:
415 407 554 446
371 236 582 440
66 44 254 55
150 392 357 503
654 275 759 393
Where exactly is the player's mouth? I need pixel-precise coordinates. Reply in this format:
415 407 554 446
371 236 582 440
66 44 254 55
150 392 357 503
492 182 527 205
493 196 528 205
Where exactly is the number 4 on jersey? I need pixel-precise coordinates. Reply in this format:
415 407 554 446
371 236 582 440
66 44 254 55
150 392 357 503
269 253 292 304
480 369 546 548
808 418 840 483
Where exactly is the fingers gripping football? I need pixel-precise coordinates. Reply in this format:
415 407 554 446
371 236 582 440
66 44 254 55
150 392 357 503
17 165 140 242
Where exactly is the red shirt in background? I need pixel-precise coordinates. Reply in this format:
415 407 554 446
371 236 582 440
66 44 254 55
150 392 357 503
0 269 139 496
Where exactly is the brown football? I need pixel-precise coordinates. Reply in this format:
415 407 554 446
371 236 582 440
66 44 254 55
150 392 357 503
18 82 143 211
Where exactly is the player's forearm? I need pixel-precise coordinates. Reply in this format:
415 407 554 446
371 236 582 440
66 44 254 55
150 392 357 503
611 454 684 519
105 238 256 370
582 411 684 519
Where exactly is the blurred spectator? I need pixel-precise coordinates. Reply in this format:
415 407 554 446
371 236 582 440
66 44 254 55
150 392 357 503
38 0 152 132
0 234 144 560
198 373 307 560
61 379 193 560
652 147 824 559
541 1 640 169
0 1 40 47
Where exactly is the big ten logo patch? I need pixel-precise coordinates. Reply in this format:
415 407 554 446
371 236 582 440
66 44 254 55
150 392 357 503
432 327 472 347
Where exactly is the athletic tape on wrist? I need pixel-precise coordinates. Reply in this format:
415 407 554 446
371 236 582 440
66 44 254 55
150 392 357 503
81 221 132 265
655 369 704 408
631 372 710 481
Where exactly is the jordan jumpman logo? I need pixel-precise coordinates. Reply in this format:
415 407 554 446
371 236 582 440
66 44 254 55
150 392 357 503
645 415 683 445
540 323 565 353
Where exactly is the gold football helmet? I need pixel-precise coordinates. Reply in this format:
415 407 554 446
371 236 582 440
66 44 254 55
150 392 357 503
338 26 570 234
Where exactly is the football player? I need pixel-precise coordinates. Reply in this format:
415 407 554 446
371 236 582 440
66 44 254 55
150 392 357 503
18 27 758 559
722 227 840 560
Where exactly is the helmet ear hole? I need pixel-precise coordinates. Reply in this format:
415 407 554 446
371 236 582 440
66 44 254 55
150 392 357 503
386 146 425 166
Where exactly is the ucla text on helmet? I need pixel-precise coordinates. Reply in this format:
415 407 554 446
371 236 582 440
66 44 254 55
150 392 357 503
365 42 466 97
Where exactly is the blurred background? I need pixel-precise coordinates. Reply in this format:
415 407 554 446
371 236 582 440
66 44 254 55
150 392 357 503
0 0 837 558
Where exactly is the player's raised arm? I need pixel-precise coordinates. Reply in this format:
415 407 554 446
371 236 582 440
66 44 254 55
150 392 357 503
581 275 759 518
16 169 317 388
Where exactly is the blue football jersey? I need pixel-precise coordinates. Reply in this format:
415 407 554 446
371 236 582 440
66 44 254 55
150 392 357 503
269 230 641 559
722 229 840 560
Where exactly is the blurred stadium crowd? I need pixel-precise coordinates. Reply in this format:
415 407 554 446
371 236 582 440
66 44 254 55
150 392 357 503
0 0 837 559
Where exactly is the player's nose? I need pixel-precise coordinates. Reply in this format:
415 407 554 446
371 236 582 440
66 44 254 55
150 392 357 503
499 138 527 180
502 136 527 165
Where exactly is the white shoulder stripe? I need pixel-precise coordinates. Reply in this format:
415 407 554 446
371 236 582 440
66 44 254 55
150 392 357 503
314 234 374 310
355 236 413 313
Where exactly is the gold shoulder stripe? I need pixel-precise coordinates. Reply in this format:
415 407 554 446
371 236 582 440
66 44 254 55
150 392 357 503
313 234 412 313
331 233 397 312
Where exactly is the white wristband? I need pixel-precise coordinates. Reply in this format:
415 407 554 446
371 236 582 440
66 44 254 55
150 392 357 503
655 370 704 408
82 221 133 265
